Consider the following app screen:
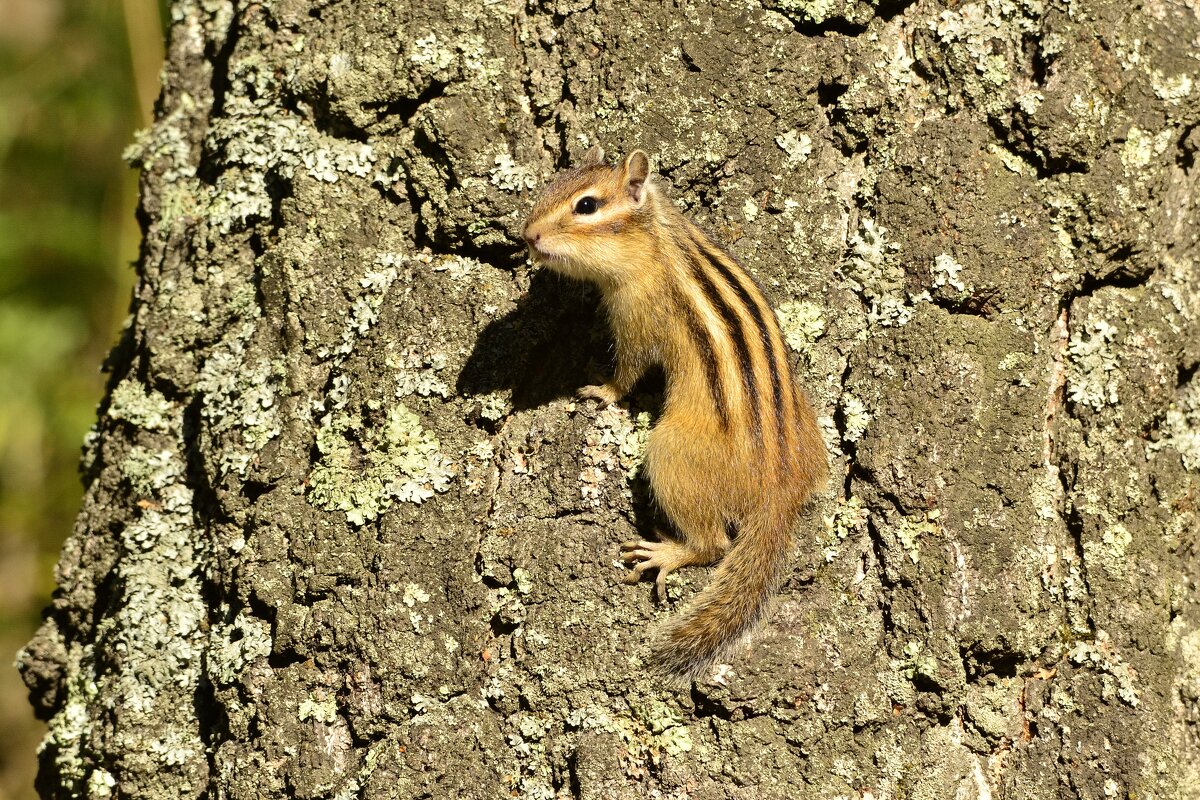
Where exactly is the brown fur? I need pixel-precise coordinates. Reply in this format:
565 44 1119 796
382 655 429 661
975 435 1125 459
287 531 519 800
523 149 828 679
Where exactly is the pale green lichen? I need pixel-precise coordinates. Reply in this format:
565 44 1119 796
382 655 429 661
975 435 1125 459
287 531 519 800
122 88 197 186
1149 70 1194 104
932 254 967 292
195 306 284 477
841 393 872 442
462 439 497 496
299 693 340 723
822 494 869 562
1069 631 1141 707
392 346 450 399
122 447 184 497
307 402 455 526
478 391 512 422
742 196 759 222
517 714 547 742
1062 560 1093 636
776 129 813 166
87 768 116 797
965 680 1020 740
38 651 100 790
656 725 694 757
1066 319 1120 410
108 379 177 432
843 218 895 292
199 48 380 232
840 219 917 327
894 510 940 565
1159 255 1200 321
206 111 376 231
1030 472 1060 522
35 417 208 790
878 662 918 706
608 703 694 778
931 0 1042 116
502 711 556 800
409 32 456 72
1177 629 1200 724
487 587 527 632
490 152 538 193
121 491 189 551
512 568 533 595
207 612 273 686
1015 90 1044 115
1120 126 1172 171
579 405 650 507
430 254 482 282
402 583 432 606
1152 378 1200 470
896 639 939 681
318 255 405 362
776 300 826 352
1082 524 1133 579
410 693 434 714
619 411 652 473
773 0 839 24
147 731 199 767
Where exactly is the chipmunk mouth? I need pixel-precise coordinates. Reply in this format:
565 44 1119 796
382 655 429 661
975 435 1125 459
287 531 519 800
527 243 564 265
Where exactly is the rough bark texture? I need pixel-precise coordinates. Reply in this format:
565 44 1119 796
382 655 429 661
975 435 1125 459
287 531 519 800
17 0 1200 797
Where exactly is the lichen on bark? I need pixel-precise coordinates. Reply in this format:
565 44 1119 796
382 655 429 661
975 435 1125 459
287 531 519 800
17 0 1200 797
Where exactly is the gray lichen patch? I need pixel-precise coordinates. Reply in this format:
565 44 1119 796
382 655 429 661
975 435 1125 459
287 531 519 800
775 299 826 352
926 0 1047 117
107 379 179 432
307 402 455 525
202 65 381 235
28 434 209 796
1068 631 1142 708
578 404 652 508
1153 375 1200 471
1066 318 1121 410
196 322 285 478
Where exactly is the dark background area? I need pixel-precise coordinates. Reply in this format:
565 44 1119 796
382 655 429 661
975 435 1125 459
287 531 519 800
0 0 165 796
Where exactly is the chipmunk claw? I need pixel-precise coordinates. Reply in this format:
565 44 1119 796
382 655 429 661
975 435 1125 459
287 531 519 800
621 538 684 599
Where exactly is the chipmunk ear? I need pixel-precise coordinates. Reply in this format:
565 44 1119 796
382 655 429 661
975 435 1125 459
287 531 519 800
581 144 606 166
624 150 650 204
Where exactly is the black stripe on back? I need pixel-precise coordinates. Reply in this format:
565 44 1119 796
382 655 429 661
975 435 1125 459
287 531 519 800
669 285 729 429
684 248 762 442
693 235 788 455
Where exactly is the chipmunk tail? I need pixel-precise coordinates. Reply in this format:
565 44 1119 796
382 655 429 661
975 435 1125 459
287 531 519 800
647 506 795 681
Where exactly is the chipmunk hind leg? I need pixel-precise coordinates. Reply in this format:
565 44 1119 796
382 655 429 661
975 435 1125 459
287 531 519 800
625 425 733 592
621 500 728 596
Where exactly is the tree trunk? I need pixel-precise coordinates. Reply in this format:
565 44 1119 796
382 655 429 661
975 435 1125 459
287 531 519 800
18 0 1200 797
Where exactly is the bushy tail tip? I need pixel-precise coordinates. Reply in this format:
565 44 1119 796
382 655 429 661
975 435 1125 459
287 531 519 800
647 509 793 680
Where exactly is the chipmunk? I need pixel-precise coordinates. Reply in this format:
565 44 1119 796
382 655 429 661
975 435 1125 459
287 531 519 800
522 146 827 679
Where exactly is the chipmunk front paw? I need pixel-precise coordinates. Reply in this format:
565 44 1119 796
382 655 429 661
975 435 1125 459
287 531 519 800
577 383 622 408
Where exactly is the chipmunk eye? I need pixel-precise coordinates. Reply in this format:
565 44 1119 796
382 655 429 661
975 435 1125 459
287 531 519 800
573 196 599 215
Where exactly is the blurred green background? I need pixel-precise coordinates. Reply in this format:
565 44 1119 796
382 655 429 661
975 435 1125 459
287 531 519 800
0 0 164 796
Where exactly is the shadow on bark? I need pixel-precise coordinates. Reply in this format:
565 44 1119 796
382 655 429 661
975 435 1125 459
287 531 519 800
456 270 610 413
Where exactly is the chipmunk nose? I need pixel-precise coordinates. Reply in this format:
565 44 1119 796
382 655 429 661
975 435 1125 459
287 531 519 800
523 230 540 247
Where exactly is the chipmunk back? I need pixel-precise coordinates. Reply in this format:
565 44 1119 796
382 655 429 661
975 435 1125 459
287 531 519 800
523 146 827 679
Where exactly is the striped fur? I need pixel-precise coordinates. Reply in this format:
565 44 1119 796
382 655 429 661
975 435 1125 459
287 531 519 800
523 150 827 679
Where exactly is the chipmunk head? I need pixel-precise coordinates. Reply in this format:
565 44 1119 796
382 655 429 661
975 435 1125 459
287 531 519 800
523 147 654 285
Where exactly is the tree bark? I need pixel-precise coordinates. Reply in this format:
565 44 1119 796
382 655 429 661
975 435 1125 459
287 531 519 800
18 0 1200 797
